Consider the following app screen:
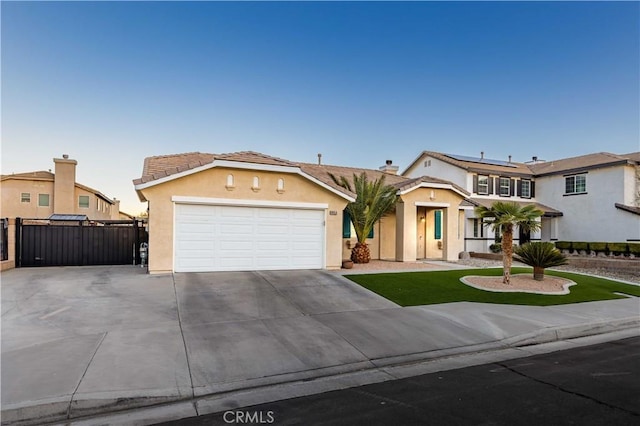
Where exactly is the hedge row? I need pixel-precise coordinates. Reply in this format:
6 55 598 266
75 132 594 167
555 241 640 256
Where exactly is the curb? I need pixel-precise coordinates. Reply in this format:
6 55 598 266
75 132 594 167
3 319 638 426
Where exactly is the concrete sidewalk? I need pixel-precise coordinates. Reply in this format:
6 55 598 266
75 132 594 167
1 266 638 426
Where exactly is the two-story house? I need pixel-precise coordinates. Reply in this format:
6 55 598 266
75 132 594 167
403 150 639 252
529 152 640 243
403 151 562 253
1 155 122 221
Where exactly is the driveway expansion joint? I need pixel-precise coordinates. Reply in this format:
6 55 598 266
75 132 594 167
68 331 108 419
172 273 198 416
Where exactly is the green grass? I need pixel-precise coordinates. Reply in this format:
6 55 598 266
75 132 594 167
345 267 640 306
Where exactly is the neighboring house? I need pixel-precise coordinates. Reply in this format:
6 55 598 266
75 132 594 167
1 155 121 221
403 151 640 251
529 152 640 243
133 151 469 274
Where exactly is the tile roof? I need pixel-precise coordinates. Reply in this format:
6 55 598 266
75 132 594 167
135 151 469 200
135 151 296 185
297 163 408 199
2 171 113 203
528 152 637 176
393 175 469 196
404 150 639 178
1 171 55 181
468 197 563 217
405 151 534 177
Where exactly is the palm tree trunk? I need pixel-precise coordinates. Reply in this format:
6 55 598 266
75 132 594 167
502 225 513 284
533 266 545 281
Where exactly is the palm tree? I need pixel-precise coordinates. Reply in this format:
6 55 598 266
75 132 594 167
514 242 568 281
475 201 543 284
331 172 398 263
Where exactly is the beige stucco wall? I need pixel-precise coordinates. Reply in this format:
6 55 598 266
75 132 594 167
0 179 55 218
0 178 116 220
138 167 349 274
394 187 466 262
53 158 77 214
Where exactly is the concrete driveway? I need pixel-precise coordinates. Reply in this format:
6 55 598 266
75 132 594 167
2 266 638 425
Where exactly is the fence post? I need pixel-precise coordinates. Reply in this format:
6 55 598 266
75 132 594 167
15 218 22 268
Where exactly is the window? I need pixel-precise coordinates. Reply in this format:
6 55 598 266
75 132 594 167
38 194 50 207
499 177 510 196
473 219 484 238
477 175 489 195
79 195 90 209
21 193 31 203
565 174 586 195
424 159 431 167
342 211 351 238
521 180 531 198
343 210 373 239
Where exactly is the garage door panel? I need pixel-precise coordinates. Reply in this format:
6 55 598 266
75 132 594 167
175 204 324 272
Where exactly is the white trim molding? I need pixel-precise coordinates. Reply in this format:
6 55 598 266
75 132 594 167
399 182 468 198
415 202 451 208
172 196 329 210
134 160 355 202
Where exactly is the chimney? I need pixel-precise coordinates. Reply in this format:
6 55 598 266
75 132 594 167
112 198 120 220
53 154 77 214
480 151 484 160
379 159 399 175
317 153 322 165
532 156 538 162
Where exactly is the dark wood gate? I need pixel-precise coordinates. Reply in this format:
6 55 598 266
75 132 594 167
16 218 148 267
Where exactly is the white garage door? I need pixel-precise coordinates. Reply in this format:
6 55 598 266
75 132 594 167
174 204 325 272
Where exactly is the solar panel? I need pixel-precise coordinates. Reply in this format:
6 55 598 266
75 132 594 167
445 153 518 168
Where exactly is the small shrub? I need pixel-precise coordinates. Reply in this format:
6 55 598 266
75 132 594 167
489 243 502 253
608 242 629 256
555 241 571 251
589 242 607 253
629 243 640 256
572 242 589 252
514 242 569 281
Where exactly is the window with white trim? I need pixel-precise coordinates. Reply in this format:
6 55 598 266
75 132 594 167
499 177 510 196
521 179 531 198
477 175 489 195
21 193 31 203
565 174 586 195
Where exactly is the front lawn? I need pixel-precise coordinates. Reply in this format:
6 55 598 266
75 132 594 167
345 267 640 306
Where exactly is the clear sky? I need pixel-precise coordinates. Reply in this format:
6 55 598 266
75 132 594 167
2 1 639 215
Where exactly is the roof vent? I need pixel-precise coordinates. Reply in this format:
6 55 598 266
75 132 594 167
63 154 69 159
508 155 512 163
480 151 484 160
317 153 322 165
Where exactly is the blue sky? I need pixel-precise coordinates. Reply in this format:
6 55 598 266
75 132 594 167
2 1 638 215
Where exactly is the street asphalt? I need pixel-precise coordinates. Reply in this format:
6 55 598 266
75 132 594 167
156 336 640 426
1 265 638 426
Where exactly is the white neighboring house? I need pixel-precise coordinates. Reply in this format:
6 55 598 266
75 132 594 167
403 150 640 252
529 152 640 243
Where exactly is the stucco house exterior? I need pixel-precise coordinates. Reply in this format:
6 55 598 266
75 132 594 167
529 152 640 243
133 151 469 274
1 155 122 221
403 151 640 251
